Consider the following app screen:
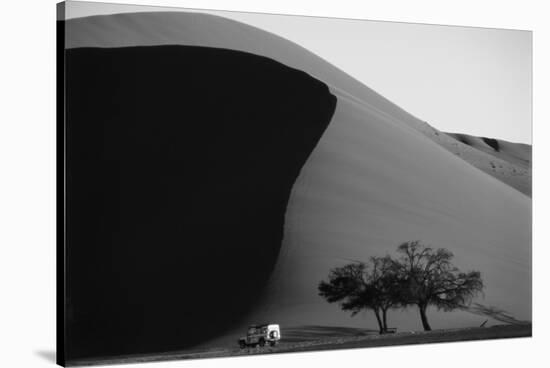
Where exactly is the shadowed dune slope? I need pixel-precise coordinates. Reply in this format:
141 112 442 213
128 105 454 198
64 12 531 351
64 45 336 360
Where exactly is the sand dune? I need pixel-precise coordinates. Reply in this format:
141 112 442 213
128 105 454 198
231 91 530 345
64 11 531 352
65 12 531 198
447 133 531 168
413 124 531 196
445 132 531 195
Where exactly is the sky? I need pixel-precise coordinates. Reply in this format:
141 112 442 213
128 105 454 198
64 1 532 144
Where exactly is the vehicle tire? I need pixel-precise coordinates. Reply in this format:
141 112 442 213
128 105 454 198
239 341 246 349
259 338 266 347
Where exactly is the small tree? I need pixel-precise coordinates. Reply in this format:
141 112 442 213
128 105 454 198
395 241 484 331
318 257 401 333
368 255 405 331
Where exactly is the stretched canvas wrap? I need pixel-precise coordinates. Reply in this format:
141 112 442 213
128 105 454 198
57 1 532 366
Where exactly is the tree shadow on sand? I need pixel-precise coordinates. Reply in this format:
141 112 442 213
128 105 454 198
462 303 530 326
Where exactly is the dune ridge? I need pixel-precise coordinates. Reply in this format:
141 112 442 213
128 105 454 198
65 12 531 196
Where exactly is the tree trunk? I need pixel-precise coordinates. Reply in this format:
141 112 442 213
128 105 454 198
418 304 431 331
382 308 388 333
373 308 383 334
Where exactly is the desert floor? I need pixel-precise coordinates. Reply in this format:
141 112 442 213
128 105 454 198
69 324 531 366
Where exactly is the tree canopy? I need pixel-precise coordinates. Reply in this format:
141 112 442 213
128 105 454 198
318 241 484 332
318 256 402 333
395 241 484 330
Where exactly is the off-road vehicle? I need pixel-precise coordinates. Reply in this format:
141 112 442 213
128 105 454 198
238 324 281 348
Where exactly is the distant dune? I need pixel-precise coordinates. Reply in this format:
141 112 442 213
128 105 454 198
445 132 531 195
409 122 531 196
63 11 531 357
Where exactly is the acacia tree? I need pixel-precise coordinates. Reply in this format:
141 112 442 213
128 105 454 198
395 241 484 331
318 257 401 333
368 256 404 332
